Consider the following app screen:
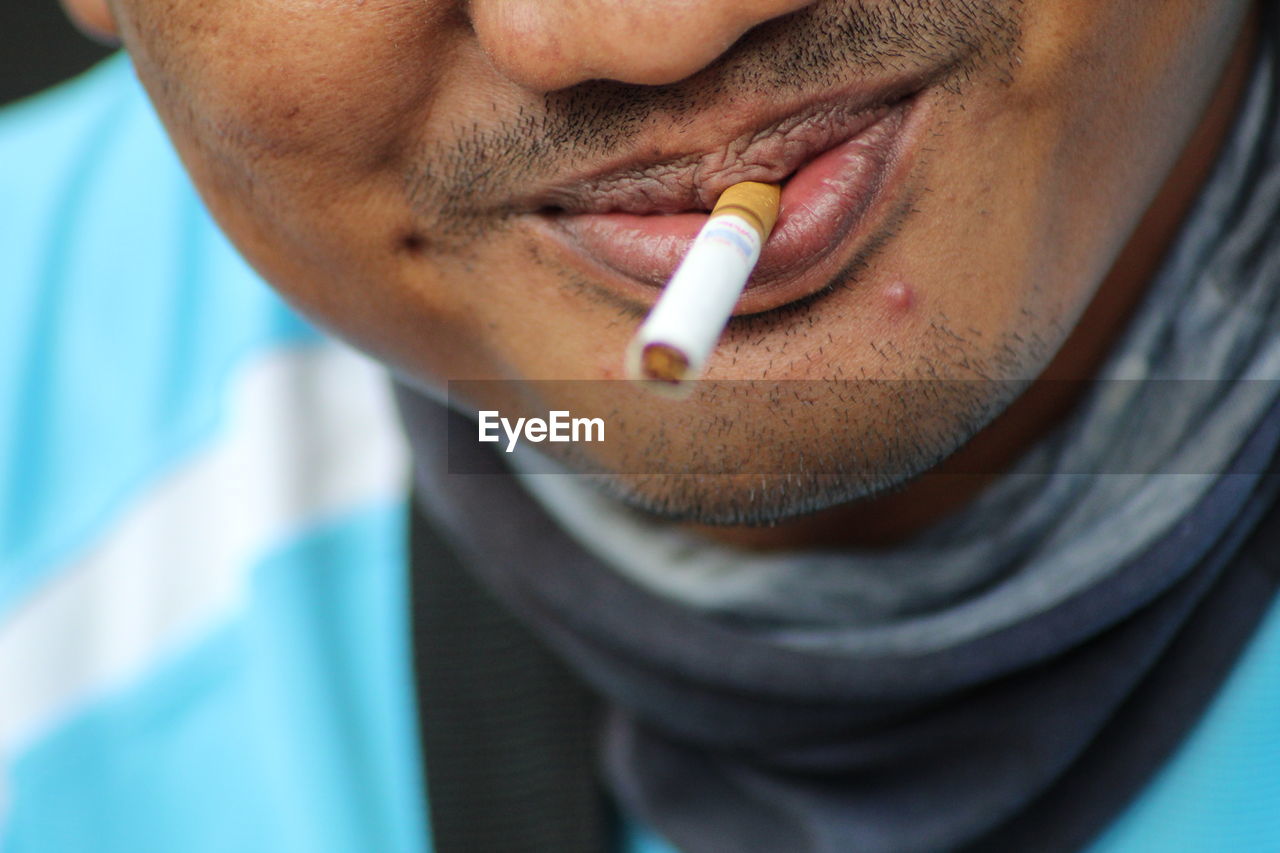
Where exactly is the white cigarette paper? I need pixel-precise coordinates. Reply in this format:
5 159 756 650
626 181 781 387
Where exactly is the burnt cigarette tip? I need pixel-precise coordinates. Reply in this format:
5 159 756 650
640 342 692 383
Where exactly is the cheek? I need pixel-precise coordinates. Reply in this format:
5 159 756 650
112 1 482 352
910 0 1244 344
113 0 468 266
1010 0 1249 247
120 0 441 161
116 0 564 388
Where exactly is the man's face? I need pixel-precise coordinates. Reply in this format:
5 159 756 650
105 0 1251 523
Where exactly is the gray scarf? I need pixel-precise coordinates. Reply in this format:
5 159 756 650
400 16 1280 852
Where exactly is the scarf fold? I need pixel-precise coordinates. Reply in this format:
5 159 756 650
399 17 1280 852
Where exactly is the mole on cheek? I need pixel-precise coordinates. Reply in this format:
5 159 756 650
883 280 916 317
395 230 427 256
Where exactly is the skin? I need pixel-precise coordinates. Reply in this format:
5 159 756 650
65 0 1260 546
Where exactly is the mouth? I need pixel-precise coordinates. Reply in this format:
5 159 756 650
526 81 929 315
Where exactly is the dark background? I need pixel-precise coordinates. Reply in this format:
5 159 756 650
1 4 113 106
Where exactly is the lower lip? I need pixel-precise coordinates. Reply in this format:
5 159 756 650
538 98 920 314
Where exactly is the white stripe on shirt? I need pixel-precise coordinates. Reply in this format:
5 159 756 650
0 343 409 811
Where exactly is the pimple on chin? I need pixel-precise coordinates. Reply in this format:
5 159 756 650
882 280 916 316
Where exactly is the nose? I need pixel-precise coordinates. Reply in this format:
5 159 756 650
468 0 817 91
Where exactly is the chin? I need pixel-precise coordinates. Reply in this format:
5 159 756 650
582 470 909 527
548 390 1010 528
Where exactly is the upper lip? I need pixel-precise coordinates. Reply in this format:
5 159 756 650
524 74 928 217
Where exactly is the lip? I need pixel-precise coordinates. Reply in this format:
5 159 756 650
529 90 925 315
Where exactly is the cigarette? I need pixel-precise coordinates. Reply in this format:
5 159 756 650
626 181 781 387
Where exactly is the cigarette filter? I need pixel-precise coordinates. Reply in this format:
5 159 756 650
626 181 781 386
